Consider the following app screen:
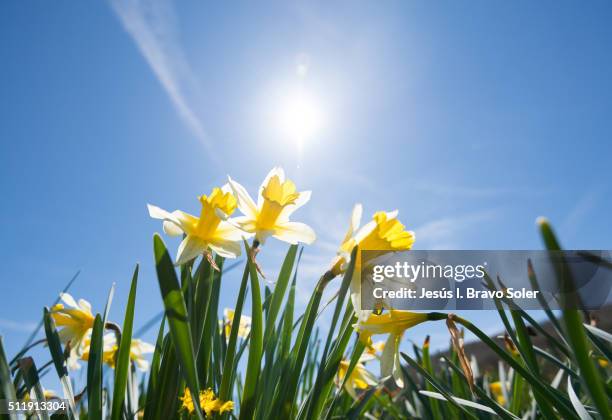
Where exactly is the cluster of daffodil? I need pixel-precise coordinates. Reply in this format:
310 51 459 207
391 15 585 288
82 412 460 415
50 293 153 371
150 167 429 399
180 388 234 417
148 167 316 266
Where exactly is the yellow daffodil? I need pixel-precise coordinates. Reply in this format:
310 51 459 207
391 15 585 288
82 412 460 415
365 339 385 357
336 359 378 399
598 358 609 368
337 209 414 320
354 310 428 386
50 293 95 358
227 167 315 245
489 381 509 405
330 204 363 276
81 334 154 371
221 308 251 339
180 388 233 417
148 185 249 264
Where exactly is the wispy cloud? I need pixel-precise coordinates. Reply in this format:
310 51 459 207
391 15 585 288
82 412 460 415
414 210 499 249
109 0 215 156
561 187 603 239
0 318 37 333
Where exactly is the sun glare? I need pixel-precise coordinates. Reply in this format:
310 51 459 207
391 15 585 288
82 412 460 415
278 90 322 149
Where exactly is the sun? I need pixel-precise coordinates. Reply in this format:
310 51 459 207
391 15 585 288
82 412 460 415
277 89 322 151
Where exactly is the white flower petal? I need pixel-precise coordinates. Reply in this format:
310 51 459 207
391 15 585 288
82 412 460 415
380 334 397 378
273 222 316 245
148 204 187 236
208 239 242 258
278 190 312 222
134 358 150 371
339 203 363 249
353 219 377 244
216 221 251 241
60 293 78 309
176 236 207 265
386 210 399 220
78 299 92 315
228 177 258 220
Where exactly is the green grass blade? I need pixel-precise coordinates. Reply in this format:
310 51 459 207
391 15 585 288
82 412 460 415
263 244 297 349
401 352 479 420
111 265 138 420
538 218 611 419
0 337 18 420
18 357 50 420
450 313 579 419
444 357 520 420
239 241 263 420
153 234 203 420
567 376 595 420
143 316 165 420
43 307 77 417
219 262 250 403
87 315 104 420
152 336 181 420
509 311 556 418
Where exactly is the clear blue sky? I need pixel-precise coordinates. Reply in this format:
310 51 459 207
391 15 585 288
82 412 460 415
1 0 612 384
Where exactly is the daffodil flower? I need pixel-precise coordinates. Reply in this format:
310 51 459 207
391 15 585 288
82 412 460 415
354 310 428 386
489 381 509 405
82 334 154 371
50 293 95 358
180 388 233 417
148 185 249 265
227 167 315 246
336 359 378 399
347 210 415 321
330 203 363 276
221 308 251 339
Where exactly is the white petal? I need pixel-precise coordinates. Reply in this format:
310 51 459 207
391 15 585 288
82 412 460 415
278 190 312 222
353 219 377 244
340 203 363 247
228 177 258 219
216 221 252 241
134 358 150 371
148 204 186 236
208 239 242 258
273 222 316 245
380 334 397 378
351 204 363 234
176 236 207 265
162 220 183 236
385 210 399 220
393 347 404 387
78 299 92 315
359 353 376 363
147 203 173 220
60 293 78 309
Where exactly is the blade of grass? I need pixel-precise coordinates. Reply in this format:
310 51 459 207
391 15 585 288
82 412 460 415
153 235 203 420
448 313 579 419
400 352 479 420
143 316 165 420
263 245 297 350
18 357 50 420
538 218 611 419
110 265 138 420
87 315 104 420
0 337 18 420
239 241 263 420
43 307 77 417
